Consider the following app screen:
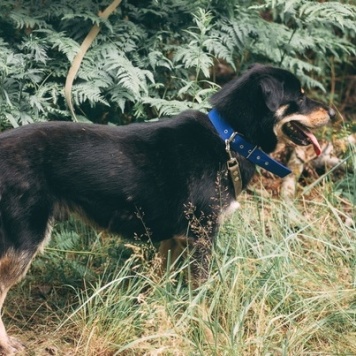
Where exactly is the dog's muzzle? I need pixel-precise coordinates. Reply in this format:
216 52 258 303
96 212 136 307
276 106 336 156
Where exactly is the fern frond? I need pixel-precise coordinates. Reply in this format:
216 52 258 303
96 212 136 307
105 54 154 97
9 9 48 29
3 112 19 127
142 98 197 117
0 0 354 127
107 86 136 113
173 10 216 78
36 29 79 61
174 47 213 78
147 51 173 70
299 2 356 31
53 231 81 251
62 12 107 27
71 82 110 107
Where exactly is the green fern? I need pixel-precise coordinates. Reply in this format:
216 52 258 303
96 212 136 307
299 2 356 30
18 37 48 64
0 0 355 127
37 29 79 61
141 98 202 117
174 10 215 79
9 8 49 29
72 82 110 107
103 53 155 113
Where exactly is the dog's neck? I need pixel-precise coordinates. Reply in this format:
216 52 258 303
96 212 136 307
208 108 291 178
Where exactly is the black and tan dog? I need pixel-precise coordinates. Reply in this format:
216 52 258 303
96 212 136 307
0 64 334 354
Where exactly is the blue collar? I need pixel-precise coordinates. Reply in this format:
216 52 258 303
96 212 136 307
208 108 291 178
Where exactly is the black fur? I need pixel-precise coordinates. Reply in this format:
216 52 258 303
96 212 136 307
0 63 335 259
0 64 335 353
0 63 335 258
0 111 237 251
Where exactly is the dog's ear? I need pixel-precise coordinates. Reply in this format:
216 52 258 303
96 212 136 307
259 76 284 111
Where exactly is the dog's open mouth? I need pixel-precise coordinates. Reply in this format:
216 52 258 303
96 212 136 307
282 121 321 156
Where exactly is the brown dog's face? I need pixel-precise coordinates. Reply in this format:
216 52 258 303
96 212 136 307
273 89 335 156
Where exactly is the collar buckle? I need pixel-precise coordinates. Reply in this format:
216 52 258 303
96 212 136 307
225 132 237 160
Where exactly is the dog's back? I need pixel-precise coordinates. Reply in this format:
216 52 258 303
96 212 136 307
0 65 334 354
0 114 235 248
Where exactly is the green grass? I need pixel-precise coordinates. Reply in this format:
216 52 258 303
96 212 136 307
4 152 356 355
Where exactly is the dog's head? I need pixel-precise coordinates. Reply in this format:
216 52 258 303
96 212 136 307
210 64 335 154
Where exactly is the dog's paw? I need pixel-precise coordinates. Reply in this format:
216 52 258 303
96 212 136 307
0 337 25 356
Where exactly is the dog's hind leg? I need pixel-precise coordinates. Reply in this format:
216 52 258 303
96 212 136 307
0 249 36 355
0 213 53 355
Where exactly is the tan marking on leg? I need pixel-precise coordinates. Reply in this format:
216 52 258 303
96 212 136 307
281 149 305 199
0 286 10 354
0 285 25 355
159 236 191 270
0 251 34 287
37 218 54 254
159 234 214 289
0 250 37 354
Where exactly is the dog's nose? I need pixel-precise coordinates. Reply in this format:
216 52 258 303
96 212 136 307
328 108 336 121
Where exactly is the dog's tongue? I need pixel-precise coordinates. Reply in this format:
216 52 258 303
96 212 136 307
286 121 322 156
304 130 321 156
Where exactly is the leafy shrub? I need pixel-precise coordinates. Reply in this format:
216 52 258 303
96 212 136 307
0 0 355 127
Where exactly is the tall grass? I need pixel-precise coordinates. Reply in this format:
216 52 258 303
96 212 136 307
5 148 356 355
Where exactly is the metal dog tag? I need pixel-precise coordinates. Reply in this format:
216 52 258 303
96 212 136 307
227 158 242 199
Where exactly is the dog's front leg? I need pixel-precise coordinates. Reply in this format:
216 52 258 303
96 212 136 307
188 237 212 288
159 236 190 271
159 236 212 288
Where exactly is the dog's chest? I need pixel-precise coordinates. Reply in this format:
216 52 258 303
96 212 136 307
219 200 240 224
